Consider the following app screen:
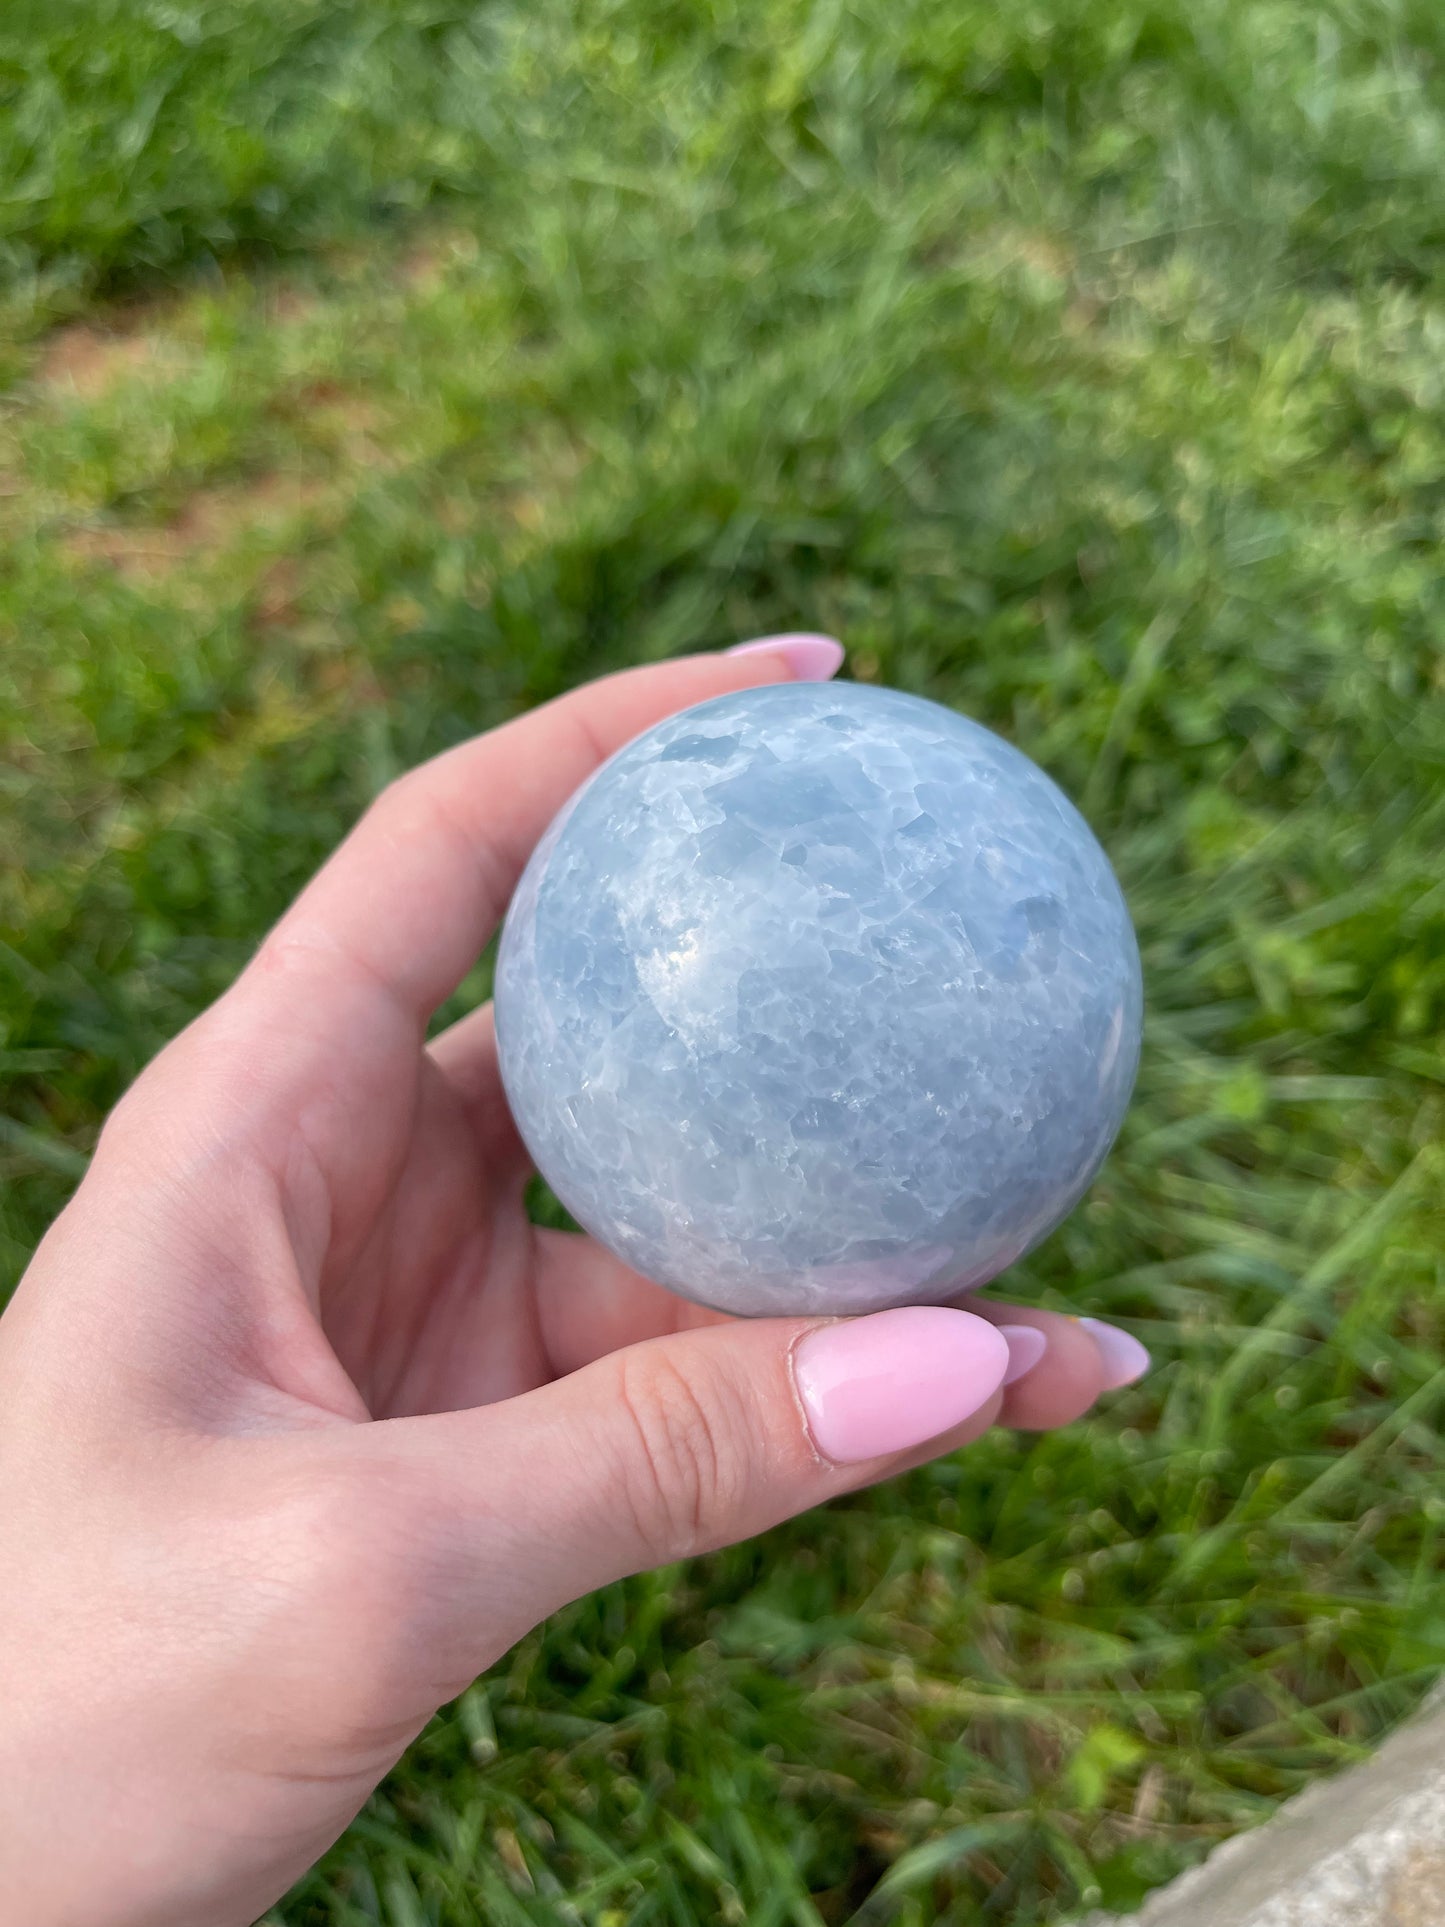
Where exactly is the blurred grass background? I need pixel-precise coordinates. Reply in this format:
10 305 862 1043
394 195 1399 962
5 2 1445 1921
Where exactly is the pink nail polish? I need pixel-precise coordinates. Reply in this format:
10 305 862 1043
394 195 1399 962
997 1324 1048 1386
1079 1317 1151 1388
792 1306 1010 1464
725 633 845 681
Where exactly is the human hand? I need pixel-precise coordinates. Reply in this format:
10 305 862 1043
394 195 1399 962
0 639 1147 1927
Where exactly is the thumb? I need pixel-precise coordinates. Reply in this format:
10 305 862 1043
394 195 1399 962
381 1305 1013 1643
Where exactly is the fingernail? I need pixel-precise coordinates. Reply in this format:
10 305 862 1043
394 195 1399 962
997 1324 1048 1386
725 633 845 681
792 1306 1009 1464
1079 1317 1151 1388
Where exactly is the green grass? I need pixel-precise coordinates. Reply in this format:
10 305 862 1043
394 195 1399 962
6 2 1445 1920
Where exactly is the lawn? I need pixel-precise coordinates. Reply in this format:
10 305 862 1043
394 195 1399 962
5 2 1445 1920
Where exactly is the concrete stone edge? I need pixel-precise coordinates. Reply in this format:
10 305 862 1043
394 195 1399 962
1084 1686 1445 1927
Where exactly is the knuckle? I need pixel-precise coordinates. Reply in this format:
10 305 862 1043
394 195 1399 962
372 765 423 822
265 1456 431 1641
230 1460 438 1734
372 765 451 848
89 1061 174 1174
613 1351 746 1564
91 1082 145 1160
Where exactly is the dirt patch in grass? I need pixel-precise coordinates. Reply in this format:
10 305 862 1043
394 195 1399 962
394 223 481 293
62 472 331 581
37 318 184 400
266 379 392 459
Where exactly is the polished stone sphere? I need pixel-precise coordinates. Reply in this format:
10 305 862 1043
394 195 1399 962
495 681 1142 1317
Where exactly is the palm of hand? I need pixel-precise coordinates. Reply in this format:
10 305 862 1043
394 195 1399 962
314 1008 714 1421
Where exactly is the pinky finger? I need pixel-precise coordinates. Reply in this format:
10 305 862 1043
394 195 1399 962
965 1300 1150 1432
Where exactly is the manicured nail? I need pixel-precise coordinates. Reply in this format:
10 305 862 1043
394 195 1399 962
725 633 845 681
792 1306 1009 1464
1079 1317 1151 1388
997 1324 1048 1386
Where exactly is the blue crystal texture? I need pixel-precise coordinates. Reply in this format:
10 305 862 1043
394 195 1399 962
495 682 1142 1317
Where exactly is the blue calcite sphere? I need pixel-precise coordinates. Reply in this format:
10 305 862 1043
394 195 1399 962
495 682 1142 1317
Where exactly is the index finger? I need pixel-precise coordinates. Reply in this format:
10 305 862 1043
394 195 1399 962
254 637 843 1029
